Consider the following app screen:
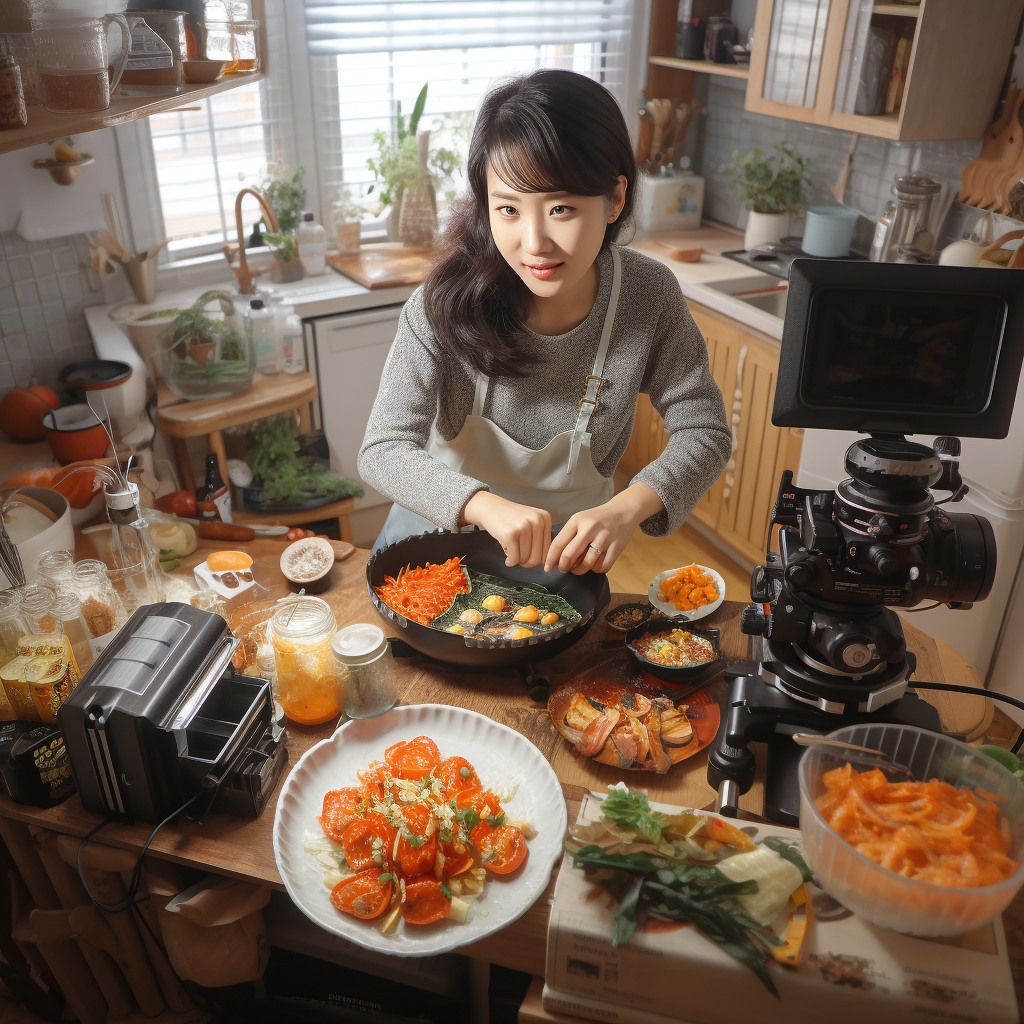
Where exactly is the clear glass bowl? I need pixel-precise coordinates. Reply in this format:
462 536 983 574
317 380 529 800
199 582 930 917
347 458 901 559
798 723 1024 936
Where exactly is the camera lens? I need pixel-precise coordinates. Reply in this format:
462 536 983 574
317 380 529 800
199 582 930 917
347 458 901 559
935 512 997 605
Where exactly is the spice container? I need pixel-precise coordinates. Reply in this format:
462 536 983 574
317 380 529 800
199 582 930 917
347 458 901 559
35 550 74 591
0 51 28 129
270 596 341 725
11 633 81 722
50 591 95 674
72 559 127 657
19 582 57 634
119 15 182 97
332 623 397 719
0 590 23 721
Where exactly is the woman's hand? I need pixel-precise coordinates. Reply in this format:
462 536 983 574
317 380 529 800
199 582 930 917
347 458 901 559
545 482 664 574
461 491 553 568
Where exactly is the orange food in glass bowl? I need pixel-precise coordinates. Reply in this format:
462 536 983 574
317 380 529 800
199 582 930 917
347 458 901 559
658 564 718 612
207 550 253 572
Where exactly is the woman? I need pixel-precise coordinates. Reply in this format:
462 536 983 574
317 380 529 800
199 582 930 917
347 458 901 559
358 69 730 574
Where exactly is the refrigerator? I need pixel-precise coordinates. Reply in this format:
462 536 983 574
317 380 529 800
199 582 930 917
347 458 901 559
795 367 1024 720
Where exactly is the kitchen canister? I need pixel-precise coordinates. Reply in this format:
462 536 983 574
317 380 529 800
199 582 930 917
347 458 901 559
635 170 704 234
332 623 397 719
801 206 860 257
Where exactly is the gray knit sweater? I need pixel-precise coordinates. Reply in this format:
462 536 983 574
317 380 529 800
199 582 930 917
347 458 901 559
357 245 731 536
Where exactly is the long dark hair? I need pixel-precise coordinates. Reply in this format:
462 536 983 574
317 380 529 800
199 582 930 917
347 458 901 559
423 69 637 377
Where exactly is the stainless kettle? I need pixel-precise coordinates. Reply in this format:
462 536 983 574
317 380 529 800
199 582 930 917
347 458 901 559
870 172 943 262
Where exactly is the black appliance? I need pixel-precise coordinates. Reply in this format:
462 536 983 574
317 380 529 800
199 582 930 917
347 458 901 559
0 721 75 808
59 603 286 823
707 259 1024 824
723 236 870 280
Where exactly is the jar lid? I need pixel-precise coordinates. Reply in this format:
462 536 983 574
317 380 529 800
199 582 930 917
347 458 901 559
333 623 387 666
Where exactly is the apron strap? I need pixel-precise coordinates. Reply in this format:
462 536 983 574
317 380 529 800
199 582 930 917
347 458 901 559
567 246 622 477
472 371 489 418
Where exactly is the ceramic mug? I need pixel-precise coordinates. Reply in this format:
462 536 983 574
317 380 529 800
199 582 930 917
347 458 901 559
802 206 860 258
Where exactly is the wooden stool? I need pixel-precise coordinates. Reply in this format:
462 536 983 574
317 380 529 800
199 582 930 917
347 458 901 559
155 370 354 542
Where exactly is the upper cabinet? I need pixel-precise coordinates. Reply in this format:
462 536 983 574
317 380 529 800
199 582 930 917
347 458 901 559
744 0 1024 140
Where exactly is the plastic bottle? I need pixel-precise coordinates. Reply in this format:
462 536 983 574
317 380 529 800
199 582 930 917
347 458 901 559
297 211 327 276
281 308 305 373
247 298 280 373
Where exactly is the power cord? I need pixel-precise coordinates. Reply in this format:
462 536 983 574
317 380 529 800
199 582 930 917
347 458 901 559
910 680 1024 755
76 791 204 915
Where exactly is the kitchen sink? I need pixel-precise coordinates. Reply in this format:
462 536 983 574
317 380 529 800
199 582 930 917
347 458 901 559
705 276 788 321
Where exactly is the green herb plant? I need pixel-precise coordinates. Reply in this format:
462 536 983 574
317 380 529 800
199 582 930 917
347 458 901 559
258 162 307 233
163 290 246 373
722 141 807 215
245 414 364 507
261 231 299 263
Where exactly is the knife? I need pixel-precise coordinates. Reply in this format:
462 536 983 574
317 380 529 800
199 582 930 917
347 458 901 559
175 517 290 539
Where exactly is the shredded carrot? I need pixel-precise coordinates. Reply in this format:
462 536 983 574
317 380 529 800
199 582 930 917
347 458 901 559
374 557 469 625
818 764 1018 888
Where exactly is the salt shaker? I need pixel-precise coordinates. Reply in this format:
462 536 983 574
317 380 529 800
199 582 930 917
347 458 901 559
0 52 28 130
332 623 397 719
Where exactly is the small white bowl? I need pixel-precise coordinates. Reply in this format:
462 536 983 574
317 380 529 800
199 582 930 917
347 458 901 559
280 537 335 587
648 564 726 622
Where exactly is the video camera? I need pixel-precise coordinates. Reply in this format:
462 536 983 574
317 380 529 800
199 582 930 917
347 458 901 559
707 259 1024 824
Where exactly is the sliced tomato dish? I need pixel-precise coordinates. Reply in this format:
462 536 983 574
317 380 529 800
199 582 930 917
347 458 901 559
314 738 533 934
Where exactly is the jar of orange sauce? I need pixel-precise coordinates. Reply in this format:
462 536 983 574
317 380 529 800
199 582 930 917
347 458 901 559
270 596 341 725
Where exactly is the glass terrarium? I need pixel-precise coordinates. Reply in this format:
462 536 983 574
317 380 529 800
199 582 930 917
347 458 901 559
159 290 254 401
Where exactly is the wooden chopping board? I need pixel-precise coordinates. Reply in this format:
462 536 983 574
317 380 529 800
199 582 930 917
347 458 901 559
326 242 433 289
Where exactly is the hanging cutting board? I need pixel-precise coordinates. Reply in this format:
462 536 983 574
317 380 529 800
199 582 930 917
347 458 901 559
326 243 433 290
960 85 1023 208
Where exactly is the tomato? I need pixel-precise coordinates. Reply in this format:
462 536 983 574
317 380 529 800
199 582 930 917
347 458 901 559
154 489 197 518
397 804 437 877
401 879 451 926
342 812 394 872
286 528 305 542
385 736 441 780
320 787 362 843
330 868 392 920
357 760 395 802
442 839 474 877
455 788 502 818
435 756 481 799
304 529 315 538
470 823 527 874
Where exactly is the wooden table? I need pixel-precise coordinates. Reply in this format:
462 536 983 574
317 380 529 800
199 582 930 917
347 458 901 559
155 372 355 542
3 542 1022 1014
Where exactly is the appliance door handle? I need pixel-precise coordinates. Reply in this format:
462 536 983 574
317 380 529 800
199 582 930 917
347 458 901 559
322 309 403 331
170 634 240 736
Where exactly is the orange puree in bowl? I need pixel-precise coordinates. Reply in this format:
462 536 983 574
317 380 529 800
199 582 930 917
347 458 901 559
817 764 1017 888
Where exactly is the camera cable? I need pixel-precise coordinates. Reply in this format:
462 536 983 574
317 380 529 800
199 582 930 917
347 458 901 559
909 681 1024 755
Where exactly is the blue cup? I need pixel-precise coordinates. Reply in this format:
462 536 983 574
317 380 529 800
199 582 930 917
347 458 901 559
801 206 860 257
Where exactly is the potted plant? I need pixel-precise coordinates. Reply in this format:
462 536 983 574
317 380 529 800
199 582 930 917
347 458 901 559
258 162 307 234
332 185 364 252
262 231 303 283
244 414 364 510
723 142 807 250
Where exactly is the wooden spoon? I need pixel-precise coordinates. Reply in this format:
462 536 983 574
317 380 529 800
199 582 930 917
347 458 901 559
961 86 1023 207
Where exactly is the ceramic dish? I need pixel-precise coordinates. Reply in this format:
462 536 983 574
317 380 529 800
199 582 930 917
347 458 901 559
193 559 256 600
273 703 567 956
604 601 654 632
41 404 110 464
182 59 228 82
648 565 725 621
625 618 723 685
280 537 335 586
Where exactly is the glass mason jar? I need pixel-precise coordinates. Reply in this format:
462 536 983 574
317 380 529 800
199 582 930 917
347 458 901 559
35 549 74 591
20 582 58 634
0 589 25 721
270 596 341 725
72 559 127 656
332 623 397 719
50 591 95 674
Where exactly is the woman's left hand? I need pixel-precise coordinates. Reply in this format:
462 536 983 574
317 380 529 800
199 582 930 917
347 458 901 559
544 482 665 574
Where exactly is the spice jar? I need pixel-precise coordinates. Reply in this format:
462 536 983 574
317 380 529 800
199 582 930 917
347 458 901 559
332 624 397 719
270 596 341 725
35 550 74 591
19 583 58 634
50 591 95 674
0 51 28 130
72 559 126 657
0 590 25 721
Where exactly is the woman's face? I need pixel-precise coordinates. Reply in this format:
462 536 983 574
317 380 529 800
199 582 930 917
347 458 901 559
486 164 627 301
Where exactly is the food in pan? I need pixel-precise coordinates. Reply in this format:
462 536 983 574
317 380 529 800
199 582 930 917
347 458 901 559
817 763 1017 888
633 628 715 667
305 736 532 935
605 602 652 631
658 564 718 612
375 560 580 643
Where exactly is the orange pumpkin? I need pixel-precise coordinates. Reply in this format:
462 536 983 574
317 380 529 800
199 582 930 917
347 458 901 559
0 386 61 441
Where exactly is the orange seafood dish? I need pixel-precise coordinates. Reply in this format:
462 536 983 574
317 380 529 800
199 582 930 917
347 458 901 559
313 736 530 934
658 565 718 612
817 764 1018 888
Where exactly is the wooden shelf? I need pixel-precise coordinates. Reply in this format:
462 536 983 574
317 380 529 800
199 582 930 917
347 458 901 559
874 2 921 15
0 72 263 155
648 56 750 80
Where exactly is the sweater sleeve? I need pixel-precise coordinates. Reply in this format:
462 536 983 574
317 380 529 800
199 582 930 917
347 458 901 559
631 278 732 537
356 294 489 530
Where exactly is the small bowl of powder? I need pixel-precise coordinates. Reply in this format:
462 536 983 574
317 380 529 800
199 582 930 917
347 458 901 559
280 537 336 591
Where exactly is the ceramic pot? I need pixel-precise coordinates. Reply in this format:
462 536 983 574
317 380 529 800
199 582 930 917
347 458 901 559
270 258 303 283
744 210 790 251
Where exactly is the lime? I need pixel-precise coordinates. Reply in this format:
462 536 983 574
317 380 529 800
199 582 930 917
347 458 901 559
977 744 1022 774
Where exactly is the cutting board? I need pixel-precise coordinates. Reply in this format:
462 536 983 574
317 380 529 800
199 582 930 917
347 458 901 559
326 243 433 290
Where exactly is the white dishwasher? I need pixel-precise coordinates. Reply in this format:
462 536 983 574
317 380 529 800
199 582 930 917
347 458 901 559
307 304 404 542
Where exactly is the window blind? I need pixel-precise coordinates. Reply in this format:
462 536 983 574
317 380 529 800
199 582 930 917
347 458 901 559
304 0 634 55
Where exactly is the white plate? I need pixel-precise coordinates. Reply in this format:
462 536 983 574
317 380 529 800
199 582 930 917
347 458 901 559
193 559 256 600
273 703 567 957
647 565 726 621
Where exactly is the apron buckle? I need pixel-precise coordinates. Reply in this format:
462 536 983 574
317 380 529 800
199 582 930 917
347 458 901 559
578 374 605 409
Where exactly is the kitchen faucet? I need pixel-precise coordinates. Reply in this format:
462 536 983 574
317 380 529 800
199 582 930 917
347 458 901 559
223 187 280 294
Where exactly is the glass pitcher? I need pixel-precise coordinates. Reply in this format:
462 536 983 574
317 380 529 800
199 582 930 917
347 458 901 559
32 12 130 114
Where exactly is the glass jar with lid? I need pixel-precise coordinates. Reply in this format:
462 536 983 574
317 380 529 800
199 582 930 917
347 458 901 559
0 589 24 721
270 596 341 725
72 559 127 656
50 591 95 673
332 623 397 719
35 549 74 591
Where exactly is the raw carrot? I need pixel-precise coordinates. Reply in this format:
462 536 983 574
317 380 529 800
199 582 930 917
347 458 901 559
374 557 469 625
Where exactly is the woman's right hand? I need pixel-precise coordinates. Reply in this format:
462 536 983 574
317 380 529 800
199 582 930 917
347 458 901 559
461 491 552 568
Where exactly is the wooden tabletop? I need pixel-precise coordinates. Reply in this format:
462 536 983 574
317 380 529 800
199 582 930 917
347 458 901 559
3 540 1022 998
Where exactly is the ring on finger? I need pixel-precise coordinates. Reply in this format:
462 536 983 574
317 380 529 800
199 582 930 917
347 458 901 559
588 543 604 555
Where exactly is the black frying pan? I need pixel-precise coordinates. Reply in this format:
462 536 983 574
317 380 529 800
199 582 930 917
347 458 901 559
366 527 610 668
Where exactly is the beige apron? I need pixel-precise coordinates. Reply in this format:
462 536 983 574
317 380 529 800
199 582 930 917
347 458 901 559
375 246 621 548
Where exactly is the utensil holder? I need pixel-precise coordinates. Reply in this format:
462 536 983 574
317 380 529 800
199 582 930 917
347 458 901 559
125 257 157 304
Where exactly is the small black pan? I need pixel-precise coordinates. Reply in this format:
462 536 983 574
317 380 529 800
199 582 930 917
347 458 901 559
367 527 610 668
625 617 722 684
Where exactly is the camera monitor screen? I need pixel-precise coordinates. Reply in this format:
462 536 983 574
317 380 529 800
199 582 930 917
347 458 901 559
773 261 1024 438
